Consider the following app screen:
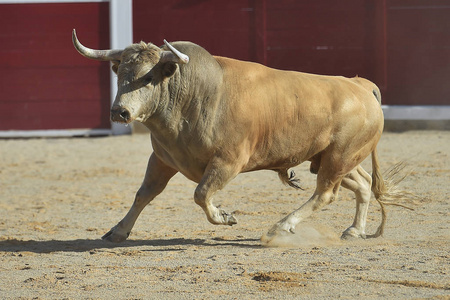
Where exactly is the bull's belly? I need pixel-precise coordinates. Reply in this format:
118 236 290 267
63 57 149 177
243 149 313 173
151 130 330 182
242 132 330 173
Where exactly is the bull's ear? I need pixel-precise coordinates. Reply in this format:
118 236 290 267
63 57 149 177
111 61 120 74
161 62 178 78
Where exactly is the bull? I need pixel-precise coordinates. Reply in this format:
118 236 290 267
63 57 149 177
72 29 402 243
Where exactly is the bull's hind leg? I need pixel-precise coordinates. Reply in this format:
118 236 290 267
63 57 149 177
262 168 343 242
341 165 372 239
102 153 177 243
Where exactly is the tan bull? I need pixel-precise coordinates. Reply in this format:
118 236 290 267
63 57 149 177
72 29 403 243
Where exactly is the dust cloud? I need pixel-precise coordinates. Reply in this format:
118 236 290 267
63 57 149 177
261 224 342 248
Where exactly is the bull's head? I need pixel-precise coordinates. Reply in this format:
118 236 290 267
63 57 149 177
72 29 189 124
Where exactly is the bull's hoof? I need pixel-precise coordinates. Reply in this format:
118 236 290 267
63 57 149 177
261 223 294 245
221 210 237 226
101 226 130 243
341 227 366 240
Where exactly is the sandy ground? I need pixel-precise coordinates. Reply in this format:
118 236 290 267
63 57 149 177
0 131 449 299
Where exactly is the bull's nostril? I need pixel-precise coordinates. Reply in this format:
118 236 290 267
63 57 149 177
111 106 131 123
120 109 130 121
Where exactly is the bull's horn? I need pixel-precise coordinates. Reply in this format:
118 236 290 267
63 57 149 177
72 29 123 61
161 39 189 64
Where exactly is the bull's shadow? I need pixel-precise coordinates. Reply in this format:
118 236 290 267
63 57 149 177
0 237 261 254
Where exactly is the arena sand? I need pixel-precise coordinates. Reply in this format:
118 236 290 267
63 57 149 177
0 131 448 299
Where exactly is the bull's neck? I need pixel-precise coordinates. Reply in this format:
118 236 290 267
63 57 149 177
140 70 192 140
141 59 224 144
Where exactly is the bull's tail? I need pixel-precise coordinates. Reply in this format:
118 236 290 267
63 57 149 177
278 169 304 190
370 148 415 238
372 86 382 105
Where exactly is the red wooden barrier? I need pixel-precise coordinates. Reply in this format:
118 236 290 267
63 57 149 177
0 3 111 131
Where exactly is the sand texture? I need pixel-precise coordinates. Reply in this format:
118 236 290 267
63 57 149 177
0 131 449 299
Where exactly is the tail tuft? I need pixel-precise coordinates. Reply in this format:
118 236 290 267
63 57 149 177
278 169 304 190
377 162 416 210
369 150 415 238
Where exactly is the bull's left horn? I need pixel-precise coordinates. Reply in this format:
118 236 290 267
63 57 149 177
72 29 123 61
162 39 189 64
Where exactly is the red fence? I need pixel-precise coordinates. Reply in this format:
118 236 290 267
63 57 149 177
134 0 450 105
1 1 448 132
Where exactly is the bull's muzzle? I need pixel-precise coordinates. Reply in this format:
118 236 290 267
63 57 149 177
111 106 132 123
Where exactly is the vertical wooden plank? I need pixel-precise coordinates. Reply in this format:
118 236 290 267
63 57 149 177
253 0 267 65
374 0 388 93
110 0 133 135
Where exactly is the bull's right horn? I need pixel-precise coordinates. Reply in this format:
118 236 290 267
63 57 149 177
72 29 123 61
161 39 189 64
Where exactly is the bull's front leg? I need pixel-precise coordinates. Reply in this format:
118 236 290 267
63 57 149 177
194 159 240 226
102 153 177 243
